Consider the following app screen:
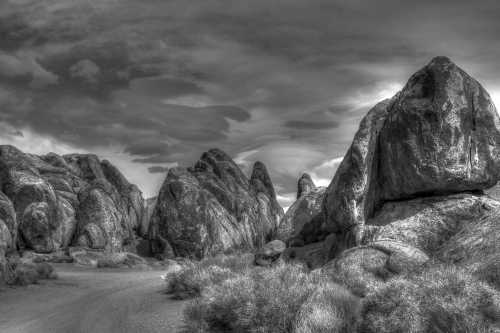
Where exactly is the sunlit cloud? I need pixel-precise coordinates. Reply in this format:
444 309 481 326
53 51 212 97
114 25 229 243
490 89 500 110
309 156 344 187
343 82 403 110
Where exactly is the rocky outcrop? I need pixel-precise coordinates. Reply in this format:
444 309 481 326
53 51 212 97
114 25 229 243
149 149 284 259
0 145 145 253
320 57 500 257
361 194 494 254
309 57 500 299
277 174 326 242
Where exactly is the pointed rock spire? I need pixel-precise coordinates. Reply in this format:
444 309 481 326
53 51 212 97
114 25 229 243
297 173 315 199
250 161 276 199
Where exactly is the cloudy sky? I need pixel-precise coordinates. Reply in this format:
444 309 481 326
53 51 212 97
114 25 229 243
1 0 500 208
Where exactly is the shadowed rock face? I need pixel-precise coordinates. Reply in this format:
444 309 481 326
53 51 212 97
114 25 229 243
277 174 326 242
139 197 157 238
149 149 283 259
322 100 390 249
0 145 145 253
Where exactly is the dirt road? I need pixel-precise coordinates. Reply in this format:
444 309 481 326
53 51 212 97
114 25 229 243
0 264 187 333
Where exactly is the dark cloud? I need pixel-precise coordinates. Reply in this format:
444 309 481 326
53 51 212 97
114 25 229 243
1 0 500 200
129 77 204 98
285 120 340 130
148 166 169 174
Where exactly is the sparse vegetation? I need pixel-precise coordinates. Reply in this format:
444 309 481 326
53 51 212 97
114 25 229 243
164 253 254 299
7 260 57 286
360 264 500 333
166 255 360 333
169 252 500 333
293 281 361 333
473 255 500 290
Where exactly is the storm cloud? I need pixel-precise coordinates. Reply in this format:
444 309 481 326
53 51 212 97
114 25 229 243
1 0 500 203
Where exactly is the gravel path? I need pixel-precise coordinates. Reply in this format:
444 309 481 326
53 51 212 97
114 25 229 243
0 264 187 333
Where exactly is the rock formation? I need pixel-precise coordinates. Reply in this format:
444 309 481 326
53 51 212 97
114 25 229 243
322 100 390 250
377 56 500 203
0 145 145 254
297 173 316 199
149 149 284 259
319 56 500 257
310 57 500 293
277 174 326 242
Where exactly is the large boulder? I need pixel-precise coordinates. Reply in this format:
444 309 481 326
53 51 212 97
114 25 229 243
377 56 500 204
277 174 326 242
254 239 286 266
149 149 283 259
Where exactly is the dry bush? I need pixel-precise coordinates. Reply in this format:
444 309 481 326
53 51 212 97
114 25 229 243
9 261 57 286
360 264 500 333
294 282 361 333
164 253 254 299
181 262 359 333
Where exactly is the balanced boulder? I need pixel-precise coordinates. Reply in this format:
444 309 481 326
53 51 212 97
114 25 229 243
377 56 500 205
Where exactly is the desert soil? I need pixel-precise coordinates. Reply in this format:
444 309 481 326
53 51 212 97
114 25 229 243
0 263 186 333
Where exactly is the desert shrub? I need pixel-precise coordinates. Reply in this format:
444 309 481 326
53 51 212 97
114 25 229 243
474 255 500 290
360 264 500 333
9 261 57 286
34 262 57 279
164 253 254 299
181 262 359 333
97 258 122 268
294 282 361 333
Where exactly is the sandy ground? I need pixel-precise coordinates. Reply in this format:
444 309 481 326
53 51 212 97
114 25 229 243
0 263 187 333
